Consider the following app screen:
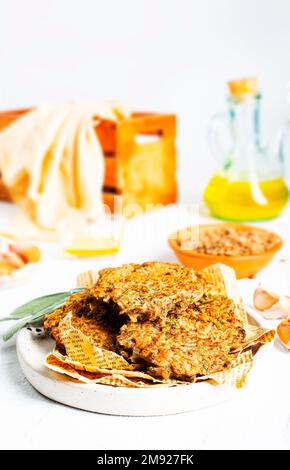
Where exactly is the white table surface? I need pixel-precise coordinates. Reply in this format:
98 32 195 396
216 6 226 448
0 201 289 450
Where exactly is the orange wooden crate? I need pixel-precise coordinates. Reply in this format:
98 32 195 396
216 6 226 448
0 109 177 213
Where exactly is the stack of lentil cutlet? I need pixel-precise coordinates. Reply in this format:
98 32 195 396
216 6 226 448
44 262 246 381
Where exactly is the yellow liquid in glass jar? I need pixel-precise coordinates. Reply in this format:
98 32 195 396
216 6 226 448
203 175 289 221
64 237 120 256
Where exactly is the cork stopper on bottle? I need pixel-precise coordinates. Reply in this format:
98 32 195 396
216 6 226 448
228 77 257 96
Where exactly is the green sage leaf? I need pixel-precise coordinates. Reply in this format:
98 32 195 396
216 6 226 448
2 288 84 341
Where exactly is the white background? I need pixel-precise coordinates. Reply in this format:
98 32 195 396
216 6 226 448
0 0 290 451
1 0 290 193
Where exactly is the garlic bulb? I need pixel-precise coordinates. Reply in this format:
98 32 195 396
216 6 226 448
253 287 290 320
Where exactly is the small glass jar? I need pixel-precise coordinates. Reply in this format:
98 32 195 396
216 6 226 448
58 211 124 257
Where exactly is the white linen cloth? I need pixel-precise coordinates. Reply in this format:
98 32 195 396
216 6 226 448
0 102 130 232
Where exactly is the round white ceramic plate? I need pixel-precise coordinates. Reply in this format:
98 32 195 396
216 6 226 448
16 322 271 416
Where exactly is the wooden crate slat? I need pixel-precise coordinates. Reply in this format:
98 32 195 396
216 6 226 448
0 108 177 213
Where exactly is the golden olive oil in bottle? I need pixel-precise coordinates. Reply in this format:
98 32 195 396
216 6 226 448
204 78 289 221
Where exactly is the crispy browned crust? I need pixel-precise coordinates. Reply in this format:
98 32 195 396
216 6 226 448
44 291 87 341
44 291 125 353
90 262 207 321
44 262 246 381
117 296 245 380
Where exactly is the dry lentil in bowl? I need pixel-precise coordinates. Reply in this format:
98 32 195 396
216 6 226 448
178 225 282 257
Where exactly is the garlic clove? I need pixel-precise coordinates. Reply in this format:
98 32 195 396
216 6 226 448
253 287 279 311
261 302 290 320
253 287 290 320
277 317 290 350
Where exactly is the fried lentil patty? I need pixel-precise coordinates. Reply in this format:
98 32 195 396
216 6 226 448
117 296 245 380
90 262 209 322
44 262 246 381
44 291 126 353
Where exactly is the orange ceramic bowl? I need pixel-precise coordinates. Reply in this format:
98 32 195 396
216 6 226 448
168 223 283 279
